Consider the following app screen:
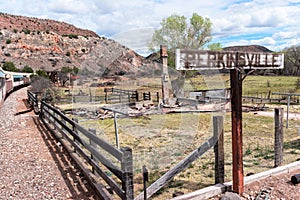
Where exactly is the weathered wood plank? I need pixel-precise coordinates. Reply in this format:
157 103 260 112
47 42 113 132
76 123 123 161
135 136 217 200
274 108 284 167
41 116 126 200
213 116 224 184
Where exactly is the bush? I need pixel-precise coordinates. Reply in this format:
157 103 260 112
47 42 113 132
2 61 19 72
30 76 51 93
22 29 30 34
6 39 11 44
63 34 78 39
36 69 49 78
21 65 34 73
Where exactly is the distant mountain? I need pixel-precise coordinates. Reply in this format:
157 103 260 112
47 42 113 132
0 13 148 77
223 45 273 52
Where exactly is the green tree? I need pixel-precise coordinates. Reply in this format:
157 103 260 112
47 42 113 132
2 61 19 72
21 65 34 73
149 13 212 51
72 66 79 74
36 69 49 78
61 66 73 73
207 42 222 50
59 66 73 87
150 13 212 71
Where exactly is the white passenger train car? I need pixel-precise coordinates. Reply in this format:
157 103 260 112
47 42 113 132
0 68 32 104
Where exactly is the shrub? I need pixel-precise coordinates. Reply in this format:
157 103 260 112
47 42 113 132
62 34 78 39
2 61 19 72
36 69 49 78
21 65 34 73
22 29 30 34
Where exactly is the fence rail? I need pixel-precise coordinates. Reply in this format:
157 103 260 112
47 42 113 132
27 91 39 114
26 88 298 199
28 91 134 200
104 88 160 104
104 88 138 104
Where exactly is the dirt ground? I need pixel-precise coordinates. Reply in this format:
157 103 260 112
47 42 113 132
0 87 96 199
212 167 300 200
2 87 300 200
242 168 300 200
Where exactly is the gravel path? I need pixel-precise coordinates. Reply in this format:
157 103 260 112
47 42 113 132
0 87 96 199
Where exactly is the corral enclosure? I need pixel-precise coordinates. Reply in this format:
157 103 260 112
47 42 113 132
53 74 300 199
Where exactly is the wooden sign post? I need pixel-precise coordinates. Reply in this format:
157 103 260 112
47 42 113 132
161 45 170 105
230 67 244 194
176 49 284 195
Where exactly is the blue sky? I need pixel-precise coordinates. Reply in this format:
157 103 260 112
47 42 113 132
0 0 300 56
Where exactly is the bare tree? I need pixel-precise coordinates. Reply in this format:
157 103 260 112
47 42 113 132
283 45 300 76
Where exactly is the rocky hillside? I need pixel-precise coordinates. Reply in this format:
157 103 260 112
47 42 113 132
223 45 273 52
0 13 146 76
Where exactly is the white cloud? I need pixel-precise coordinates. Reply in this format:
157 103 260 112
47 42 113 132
111 28 155 56
273 31 299 39
48 0 90 14
251 37 276 45
0 0 300 53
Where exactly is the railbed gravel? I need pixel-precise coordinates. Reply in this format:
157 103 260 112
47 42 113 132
0 87 96 199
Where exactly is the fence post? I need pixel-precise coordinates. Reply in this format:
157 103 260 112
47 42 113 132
114 112 120 149
135 91 139 102
286 95 290 128
274 108 284 167
89 128 97 173
213 116 224 184
73 118 79 152
61 117 66 133
89 88 92 102
121 147 134 200
143 165 148 200
105 88 108 104
39 101 44 118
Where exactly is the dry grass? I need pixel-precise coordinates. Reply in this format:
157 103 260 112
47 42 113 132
54 75 300 199
71 111 300 199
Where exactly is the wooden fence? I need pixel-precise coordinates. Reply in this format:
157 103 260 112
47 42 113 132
104 88 138 104
242 91 300 104
28 91 134 200
104 88 160 104
27 91 39 114
27 89 292 199
27 90 228 199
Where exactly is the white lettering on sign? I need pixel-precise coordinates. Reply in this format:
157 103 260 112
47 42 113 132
176 49 284 70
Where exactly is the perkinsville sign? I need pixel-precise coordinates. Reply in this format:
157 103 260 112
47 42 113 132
176 49 284 70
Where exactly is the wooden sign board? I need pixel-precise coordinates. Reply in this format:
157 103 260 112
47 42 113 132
176 49 284 70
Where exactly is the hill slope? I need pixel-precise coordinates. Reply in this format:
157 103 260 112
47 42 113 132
0 13 145 76
223 45 273 52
